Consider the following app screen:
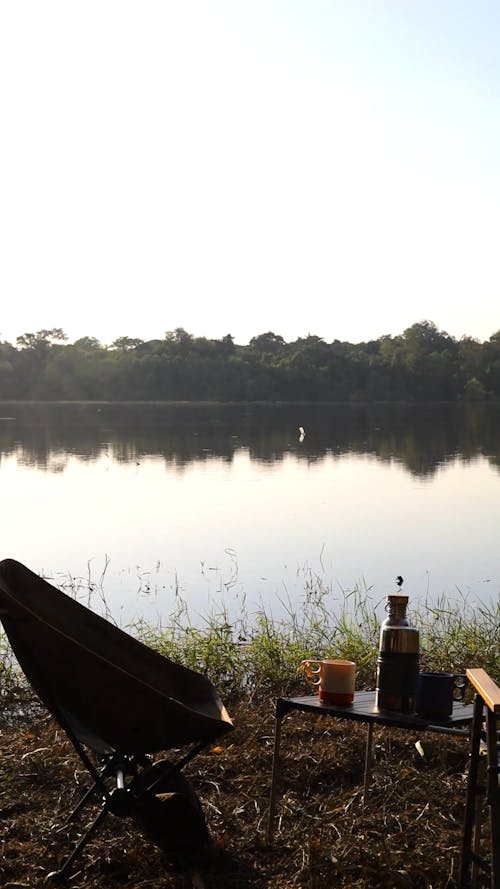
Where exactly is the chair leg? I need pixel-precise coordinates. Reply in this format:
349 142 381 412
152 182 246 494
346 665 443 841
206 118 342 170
60 780 102 828
460 694 500 889
58 755 127 828
47 806 109 883
471 755 486 888
485 707 500 889
459 695 485 889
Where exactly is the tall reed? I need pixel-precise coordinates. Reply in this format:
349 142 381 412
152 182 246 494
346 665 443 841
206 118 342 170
134 579 499 701
0 570 498 701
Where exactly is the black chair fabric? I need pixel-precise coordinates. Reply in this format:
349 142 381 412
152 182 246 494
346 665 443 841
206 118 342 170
0 558 233 754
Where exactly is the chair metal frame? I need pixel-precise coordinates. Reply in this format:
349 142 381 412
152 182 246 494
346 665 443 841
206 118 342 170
48 733 208 882
0 558 233 883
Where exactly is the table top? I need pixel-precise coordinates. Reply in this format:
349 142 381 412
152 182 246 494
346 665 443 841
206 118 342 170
276 691 474 734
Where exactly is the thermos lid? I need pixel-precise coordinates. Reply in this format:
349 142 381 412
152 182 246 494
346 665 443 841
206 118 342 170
387 594 408 606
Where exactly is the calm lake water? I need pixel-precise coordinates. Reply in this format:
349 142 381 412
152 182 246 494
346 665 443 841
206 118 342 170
0 401 499 627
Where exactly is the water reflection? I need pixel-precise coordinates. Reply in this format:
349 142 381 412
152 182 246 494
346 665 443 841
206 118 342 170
1 401 500 478
1 401 499 621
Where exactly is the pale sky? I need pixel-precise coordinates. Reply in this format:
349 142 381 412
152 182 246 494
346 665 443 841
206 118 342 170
1 1 499 347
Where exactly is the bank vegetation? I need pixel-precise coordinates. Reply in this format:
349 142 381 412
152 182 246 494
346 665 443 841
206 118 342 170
2 320 500 402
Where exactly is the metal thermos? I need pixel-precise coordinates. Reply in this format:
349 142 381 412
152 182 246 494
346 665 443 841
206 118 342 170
375 594 419 712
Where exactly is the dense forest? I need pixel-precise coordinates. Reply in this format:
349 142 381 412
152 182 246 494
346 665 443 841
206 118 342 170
1 320 500 402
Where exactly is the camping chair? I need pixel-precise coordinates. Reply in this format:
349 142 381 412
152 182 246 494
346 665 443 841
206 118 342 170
0 558 233 883
459 668 500 889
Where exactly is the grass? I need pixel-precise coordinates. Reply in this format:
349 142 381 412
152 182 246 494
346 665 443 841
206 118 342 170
0 573 498 888
1 571 497 698
131 580 499 701
0 697 485 889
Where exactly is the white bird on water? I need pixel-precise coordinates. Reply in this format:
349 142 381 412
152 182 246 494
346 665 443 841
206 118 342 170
298 426 305 442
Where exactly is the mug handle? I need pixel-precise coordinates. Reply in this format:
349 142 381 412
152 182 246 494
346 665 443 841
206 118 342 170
453 674 467 701
298 660 321 687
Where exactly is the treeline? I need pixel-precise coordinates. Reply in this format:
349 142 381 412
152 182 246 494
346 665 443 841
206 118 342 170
1 321 500 402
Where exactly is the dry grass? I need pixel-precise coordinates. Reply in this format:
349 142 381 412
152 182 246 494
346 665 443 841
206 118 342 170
1 582 497 887
0 690 490 889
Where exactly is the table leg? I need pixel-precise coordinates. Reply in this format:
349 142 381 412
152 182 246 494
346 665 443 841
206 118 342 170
363 722 374 802
267 713 284 842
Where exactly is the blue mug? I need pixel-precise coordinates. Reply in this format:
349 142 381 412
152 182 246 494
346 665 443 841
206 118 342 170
416 671 467 719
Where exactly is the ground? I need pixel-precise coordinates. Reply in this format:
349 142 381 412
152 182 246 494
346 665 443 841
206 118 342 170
0 692 490 888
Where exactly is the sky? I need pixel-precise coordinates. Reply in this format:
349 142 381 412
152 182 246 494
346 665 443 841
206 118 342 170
1 1 499 347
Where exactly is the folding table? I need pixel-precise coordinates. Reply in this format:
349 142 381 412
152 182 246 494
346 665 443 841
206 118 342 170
267 690 474 841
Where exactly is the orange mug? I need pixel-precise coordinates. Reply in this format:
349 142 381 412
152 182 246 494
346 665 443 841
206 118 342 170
299 658 356 705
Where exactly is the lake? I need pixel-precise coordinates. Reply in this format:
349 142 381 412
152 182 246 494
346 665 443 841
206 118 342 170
0 401 498 627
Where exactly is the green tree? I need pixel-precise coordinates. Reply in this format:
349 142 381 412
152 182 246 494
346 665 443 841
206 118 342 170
111 336 144 351
249 332 286 356
464 377 487 401
73 336 103 351
16 328 68 352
